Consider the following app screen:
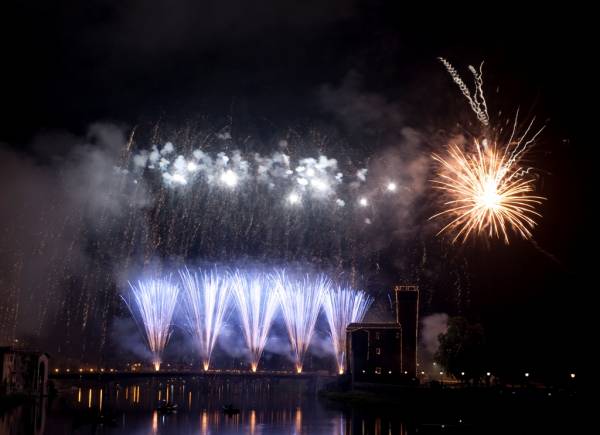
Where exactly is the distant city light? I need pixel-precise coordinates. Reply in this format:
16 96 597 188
359 197 368 207
570 373 576 379
387 182 397 192
524 372 530 377
486 372 491 377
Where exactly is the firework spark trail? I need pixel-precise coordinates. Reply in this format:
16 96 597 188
122 277 179 371
230 271 280 372
438 57 489 126
274 271 328 373
431 140 544 243
502 112 545 181
322 287 372 374
179 267 232 370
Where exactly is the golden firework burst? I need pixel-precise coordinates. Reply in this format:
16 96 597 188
430 140 544 244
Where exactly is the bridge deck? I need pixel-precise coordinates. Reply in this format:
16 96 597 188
51 370 337 381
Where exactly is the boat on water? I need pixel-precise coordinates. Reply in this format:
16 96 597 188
157 400 178 413
222 404 240 416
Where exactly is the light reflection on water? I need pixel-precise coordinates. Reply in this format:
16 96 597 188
1 378 412 435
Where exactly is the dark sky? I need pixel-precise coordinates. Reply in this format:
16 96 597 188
2 2 584 142
1 1 587 375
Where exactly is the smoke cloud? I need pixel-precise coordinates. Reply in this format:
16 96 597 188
0 123 149 352
420 313 449 362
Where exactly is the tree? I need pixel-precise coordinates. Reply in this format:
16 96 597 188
435 316 486 381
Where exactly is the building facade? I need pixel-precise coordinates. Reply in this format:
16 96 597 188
0 347 49 396
346 285 419 383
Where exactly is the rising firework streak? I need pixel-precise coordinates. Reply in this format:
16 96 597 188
122 277 180 371
322 286 373 374
274 271 328 373
179 267 232 371
230 271 280 372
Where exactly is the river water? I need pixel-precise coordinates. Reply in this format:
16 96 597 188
2 375 573 434
2 376 418 435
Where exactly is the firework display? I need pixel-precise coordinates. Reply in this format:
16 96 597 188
122 268 373 373
133 144 365 202
322 287 373 374
122 277 180 371
179 267 232 371
431 139 544 243
275 272 329 373
0 58 551 368
431 59 545 243
230 271 280 372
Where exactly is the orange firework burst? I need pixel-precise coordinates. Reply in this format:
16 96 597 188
430 139 544 244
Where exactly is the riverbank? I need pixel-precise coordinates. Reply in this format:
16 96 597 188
319 384 578 429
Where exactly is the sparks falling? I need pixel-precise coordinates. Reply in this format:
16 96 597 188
179 268 232 371
122 277 180 371
275 272 328 373
322 287 373 374
231 271 280 372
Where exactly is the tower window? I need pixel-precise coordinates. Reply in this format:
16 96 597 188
375 332 380 340
375 367 382 374
376 347 381 355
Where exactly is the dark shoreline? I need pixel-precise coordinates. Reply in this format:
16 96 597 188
319 385 579 430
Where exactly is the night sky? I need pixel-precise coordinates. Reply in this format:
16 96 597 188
1 2 586 376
